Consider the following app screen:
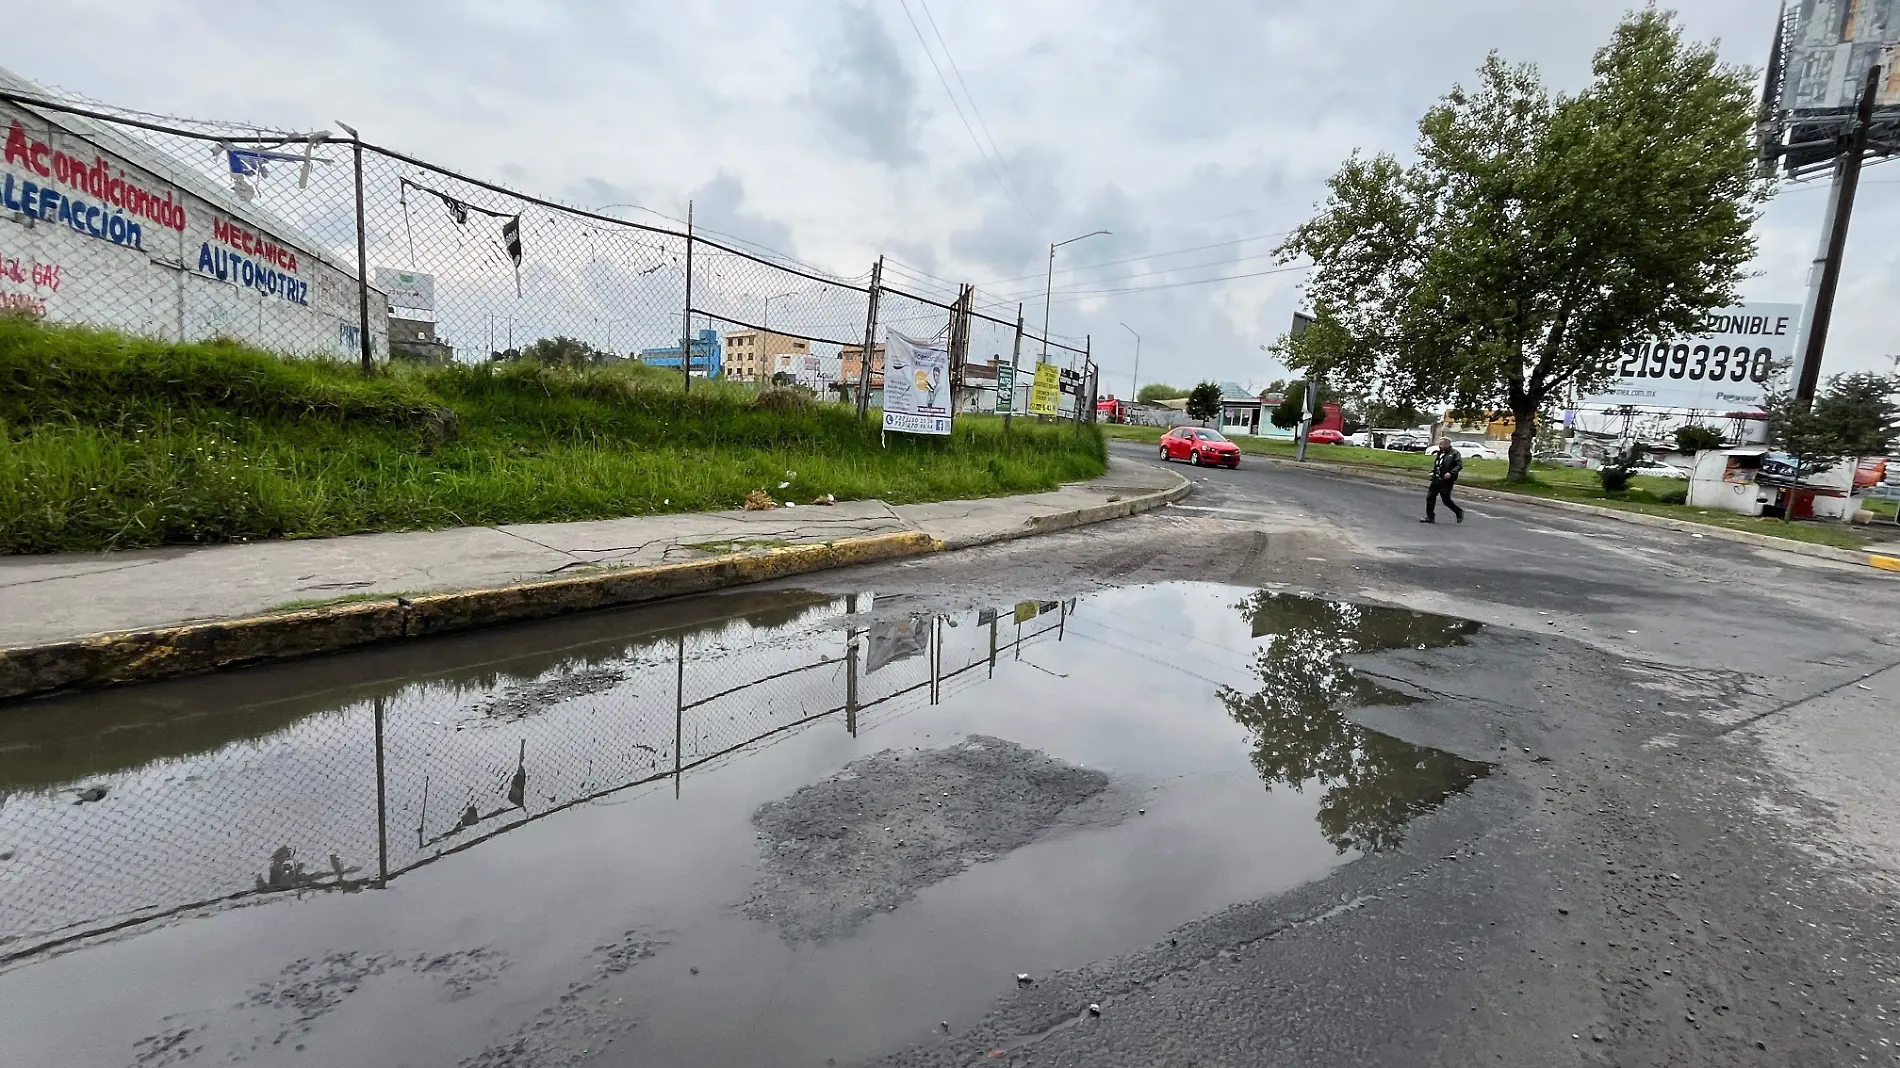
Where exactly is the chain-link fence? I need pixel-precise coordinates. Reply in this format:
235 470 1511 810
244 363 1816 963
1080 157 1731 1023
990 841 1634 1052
0 593 1077 964
0 76 1101 422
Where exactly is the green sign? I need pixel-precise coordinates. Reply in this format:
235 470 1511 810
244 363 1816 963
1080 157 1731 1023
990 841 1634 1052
995 362 1016 412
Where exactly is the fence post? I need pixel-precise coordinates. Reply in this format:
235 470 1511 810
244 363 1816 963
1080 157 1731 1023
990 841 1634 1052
338 122 373 375
1005 304 1024 432
856 256 884 420
1076 336 1091 436
373 695 388 886
674 632 685 797
681 200 694 394
947 284 971 423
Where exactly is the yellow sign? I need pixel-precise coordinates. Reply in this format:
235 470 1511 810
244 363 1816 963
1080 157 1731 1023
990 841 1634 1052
1029 363 1061 416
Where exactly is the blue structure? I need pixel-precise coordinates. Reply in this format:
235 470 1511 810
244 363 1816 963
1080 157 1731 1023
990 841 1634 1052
638 329 723 378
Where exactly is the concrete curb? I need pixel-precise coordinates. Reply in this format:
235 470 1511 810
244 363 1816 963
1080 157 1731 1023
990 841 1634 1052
0 471 1190 701
1235 453 1899 572
938 468 1193 551
0 532 939 702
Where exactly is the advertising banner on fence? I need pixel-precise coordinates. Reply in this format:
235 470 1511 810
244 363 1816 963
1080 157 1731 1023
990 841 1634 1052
882 331 951 435
1576 303 1800 412
1030 362 1061 415
995 361 1016 414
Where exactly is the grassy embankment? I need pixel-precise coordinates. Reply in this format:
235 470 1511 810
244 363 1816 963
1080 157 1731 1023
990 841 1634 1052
1102 423 1886 550
0 319 1106 554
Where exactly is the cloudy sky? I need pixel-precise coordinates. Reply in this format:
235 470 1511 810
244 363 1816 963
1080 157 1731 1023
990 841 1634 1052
25 0 1898 391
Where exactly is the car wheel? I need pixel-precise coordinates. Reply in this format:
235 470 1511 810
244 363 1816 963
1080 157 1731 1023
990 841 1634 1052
1159 445 1171 462
1190 451 1202 466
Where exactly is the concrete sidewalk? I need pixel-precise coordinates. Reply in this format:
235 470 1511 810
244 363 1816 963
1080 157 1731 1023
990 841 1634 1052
0 458 1185 694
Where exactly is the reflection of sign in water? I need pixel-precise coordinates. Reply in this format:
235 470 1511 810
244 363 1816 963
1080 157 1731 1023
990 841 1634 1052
1578 304 1798 412
882 332 952 436
1030 363 1061 415
374 268 435 313
865 615 930 673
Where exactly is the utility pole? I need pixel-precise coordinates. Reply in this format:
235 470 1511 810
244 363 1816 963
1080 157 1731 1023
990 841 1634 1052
1791 65 1881 404
856 256 884 420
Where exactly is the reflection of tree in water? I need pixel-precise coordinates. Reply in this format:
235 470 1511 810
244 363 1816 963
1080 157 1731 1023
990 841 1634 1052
1218 591 1490 855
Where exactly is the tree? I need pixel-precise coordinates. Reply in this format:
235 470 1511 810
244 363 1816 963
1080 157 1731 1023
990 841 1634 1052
1270 386 1307 430
1274 10 1764 481
1137 383 1187 404
520 335 607 368
1674 424 1725 453
1763 373 1900 486
1185 381 1223 424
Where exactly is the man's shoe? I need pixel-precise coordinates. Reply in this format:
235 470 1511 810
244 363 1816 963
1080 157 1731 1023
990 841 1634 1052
1455 511 1465 523
1419 518 1435 523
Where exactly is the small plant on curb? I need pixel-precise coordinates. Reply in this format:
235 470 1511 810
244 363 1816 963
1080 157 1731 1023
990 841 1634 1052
1598 444 1643 494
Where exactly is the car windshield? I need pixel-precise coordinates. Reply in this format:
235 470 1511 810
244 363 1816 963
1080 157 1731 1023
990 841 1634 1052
1197 430 1228 442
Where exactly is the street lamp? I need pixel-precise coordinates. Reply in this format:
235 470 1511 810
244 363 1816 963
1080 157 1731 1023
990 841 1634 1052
763 290 796 329
1042 230 1111 361
1120 322 1140 403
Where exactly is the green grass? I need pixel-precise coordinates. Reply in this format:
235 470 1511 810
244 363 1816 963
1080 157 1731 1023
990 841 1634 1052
1104 422 1878 550
0 320 1107 554
266 591 420 613
681 538 797 555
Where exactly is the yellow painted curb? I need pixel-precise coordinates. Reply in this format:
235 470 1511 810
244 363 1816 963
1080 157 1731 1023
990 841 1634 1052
0 531 943 702
1870 555 1900 573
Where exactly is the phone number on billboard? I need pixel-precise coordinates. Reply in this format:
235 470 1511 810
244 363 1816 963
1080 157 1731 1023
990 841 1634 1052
1616 342 1773 384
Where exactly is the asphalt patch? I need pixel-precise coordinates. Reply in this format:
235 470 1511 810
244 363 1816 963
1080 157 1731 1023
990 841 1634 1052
745 736 1114 941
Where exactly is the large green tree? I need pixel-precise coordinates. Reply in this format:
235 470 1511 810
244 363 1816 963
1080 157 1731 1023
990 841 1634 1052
1275 10 1765 480
1185 381 1224 424
1137 383 1187 404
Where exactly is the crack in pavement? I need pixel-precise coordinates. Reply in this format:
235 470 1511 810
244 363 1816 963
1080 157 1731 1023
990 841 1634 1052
0 558 163 589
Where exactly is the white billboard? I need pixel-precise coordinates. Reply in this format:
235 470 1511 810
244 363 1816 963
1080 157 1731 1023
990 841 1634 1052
881 332 951 435
1578 303 1801 413
374 268 435 314
1783 0 1900 111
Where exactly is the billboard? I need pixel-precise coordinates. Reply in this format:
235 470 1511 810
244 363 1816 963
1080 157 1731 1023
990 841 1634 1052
1782 0 1900 112
881 332 951 435
374 268 435 314
1576 303 1801 412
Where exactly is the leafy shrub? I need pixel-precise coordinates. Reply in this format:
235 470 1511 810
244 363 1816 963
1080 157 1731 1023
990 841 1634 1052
1674 425 1723 453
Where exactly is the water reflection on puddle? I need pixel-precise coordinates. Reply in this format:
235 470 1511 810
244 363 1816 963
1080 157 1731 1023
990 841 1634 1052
0 582 1488 1068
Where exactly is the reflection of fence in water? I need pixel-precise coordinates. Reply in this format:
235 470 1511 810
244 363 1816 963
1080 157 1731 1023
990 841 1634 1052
0 595 1075 964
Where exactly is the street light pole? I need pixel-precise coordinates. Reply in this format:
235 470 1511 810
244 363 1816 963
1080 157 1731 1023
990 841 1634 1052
1120 322 1140 403
763 290 796 330
1041 230 1110 363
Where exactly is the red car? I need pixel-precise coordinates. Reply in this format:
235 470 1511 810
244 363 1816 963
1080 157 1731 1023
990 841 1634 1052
1305 428 1346 445
1159 427 1241 468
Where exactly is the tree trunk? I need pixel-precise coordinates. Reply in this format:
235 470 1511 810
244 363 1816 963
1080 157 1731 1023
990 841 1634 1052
1507 404 1538 481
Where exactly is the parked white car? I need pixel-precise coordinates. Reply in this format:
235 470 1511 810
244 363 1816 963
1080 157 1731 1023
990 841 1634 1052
1452 442 1502 461
1345 432 1372 448
1631 460 1690 479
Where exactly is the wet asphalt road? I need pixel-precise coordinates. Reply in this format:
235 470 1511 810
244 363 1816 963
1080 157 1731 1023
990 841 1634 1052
4 442 1900 1067
806 443 1900 1067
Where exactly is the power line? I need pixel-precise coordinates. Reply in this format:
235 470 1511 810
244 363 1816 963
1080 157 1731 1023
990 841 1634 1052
894 0 1033 224
1046 262 1311 303
973 228 1296 287
988 248 1289 303
914 0 1032 216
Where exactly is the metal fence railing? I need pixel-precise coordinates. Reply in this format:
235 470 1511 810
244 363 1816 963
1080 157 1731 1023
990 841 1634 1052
0 594 1075 964
0 75 1100 422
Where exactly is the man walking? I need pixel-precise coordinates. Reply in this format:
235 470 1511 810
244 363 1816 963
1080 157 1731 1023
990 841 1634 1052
1422 438 1465 524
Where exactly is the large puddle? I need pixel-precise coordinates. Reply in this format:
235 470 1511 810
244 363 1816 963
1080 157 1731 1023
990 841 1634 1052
0 582 1488 1068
